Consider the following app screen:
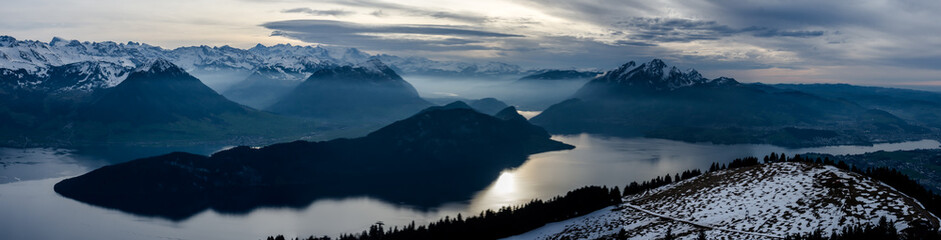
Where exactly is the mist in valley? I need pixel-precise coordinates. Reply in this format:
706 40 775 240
404 74 591 111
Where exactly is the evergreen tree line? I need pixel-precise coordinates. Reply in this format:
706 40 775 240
782 216 939 240
269 152 941 240
623 169 703 196
643 216 938 240
270 185 621 240
708 156 761 172
270 168 705 240
615 227 708 240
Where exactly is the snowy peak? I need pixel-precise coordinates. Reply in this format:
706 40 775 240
135 58 185 75
594 59 725 91
49 37 67 46
611 61 636 77
0 35 20 47
300 59 410 87
120 58 199 85
301 58 401 82
640 59 668 76
708 76 740 86
358 58 395 74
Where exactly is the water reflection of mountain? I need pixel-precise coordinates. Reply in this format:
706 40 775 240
54 106 574 220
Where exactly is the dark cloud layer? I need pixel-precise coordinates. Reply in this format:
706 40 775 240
614 17 825 43
322 0 489 23
262 19 524 54
263 19 522 38
508 0 941 71
282 8 354 17
258 0 941 85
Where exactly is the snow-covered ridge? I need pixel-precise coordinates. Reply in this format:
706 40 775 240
507 162 938 240
0 35 528 77
0 35 531 93
596 59 738 91
358 58 394 74
134 59 183 74
0 61 130 92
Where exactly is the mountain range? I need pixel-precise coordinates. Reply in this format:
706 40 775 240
531 59 937 147
0 59 326 147
4 35 515 147
0 35 533 93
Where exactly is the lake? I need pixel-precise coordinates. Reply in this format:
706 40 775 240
0 135 938 239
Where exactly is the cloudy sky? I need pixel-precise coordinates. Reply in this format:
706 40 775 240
2 0 941 87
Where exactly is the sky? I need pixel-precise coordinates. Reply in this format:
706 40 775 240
2 0 941 87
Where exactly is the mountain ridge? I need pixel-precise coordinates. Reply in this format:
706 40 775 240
531 59 935 147
0 35 532 89
575 59 739 97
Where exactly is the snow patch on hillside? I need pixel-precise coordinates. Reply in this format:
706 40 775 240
505 162 938 240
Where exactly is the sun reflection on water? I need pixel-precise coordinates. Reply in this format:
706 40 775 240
491 171 517 194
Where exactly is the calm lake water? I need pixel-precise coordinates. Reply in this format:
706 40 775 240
0 135 938 240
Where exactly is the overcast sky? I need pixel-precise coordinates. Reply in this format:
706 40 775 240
2 0 941 87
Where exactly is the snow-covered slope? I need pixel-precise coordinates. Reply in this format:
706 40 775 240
506 162 940 240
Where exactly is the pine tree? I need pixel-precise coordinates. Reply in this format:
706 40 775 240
617 228 628 240
663 227 675 240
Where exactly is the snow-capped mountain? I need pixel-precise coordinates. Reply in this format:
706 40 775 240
266 58 431 122
0 35 531 93
79 58 250 124
508 162 940 239
0 60 130 93
133 58 183 74
589 59 736 91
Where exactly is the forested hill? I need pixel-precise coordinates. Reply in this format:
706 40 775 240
54 105 573 220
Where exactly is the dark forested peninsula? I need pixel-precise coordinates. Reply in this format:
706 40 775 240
54 104 573 220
